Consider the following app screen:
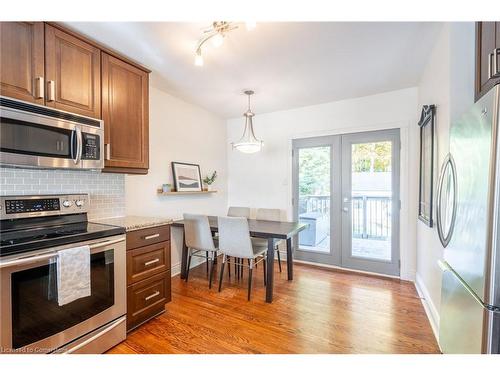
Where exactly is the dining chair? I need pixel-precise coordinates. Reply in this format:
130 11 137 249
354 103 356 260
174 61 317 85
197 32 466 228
226 206 250 278
183 213 218 288
227 206 251 218
253 208 284 272
217 216 267 301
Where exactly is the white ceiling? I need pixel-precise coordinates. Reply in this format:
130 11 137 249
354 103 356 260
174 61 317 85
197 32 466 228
65 22 442 119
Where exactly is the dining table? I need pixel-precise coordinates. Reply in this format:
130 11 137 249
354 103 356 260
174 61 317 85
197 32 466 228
171 216 307 303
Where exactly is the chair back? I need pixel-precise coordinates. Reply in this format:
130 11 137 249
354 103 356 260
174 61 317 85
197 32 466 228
256 208 281 222
183 214 216 252
218 216 254 258
227 206 250 218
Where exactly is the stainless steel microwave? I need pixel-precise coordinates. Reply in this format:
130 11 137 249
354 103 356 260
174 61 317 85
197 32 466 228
0 96 104 170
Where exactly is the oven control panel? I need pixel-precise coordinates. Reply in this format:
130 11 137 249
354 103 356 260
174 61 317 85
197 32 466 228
0 194 89 220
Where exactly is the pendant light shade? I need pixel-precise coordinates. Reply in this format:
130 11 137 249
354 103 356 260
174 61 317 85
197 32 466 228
232 90 263 153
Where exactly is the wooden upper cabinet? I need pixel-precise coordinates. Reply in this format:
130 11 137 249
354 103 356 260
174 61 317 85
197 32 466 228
0 22 45 104
44 24 101 118
475 22 500 102
102 52 149 172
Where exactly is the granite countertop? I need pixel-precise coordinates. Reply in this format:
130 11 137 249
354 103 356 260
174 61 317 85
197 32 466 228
95 215 174 232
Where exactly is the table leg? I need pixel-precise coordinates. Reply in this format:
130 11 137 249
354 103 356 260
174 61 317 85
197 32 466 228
180 228 188 279
266 238 275 303
286 237 293 280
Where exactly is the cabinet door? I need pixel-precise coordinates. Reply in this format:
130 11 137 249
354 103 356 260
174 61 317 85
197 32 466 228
102 52 149 172
0 22 44 104
475 22 500 101
44 24 101 118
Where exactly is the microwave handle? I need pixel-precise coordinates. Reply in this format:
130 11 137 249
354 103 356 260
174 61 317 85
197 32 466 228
76 127 83 164
70 128 83 165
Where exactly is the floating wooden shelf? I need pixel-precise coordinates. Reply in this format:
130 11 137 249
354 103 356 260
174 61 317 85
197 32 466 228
157 189 217 196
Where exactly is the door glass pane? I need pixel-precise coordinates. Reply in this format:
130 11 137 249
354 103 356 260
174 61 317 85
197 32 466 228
298 146 330 253
350 141 392 261
11 250 115 349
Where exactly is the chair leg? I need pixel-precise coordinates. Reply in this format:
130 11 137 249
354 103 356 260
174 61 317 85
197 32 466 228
235 258 239 280
205 251 209 275
277 250 282 273
228 256 231 279
263 258 267 286
248 259 253 301
209 253 216 289
218 255 226 292
185 250 192 282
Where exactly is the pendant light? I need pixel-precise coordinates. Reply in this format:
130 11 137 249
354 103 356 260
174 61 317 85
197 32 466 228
232 90 263 153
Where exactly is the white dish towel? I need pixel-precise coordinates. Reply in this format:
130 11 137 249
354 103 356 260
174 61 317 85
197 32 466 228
57 245 91 306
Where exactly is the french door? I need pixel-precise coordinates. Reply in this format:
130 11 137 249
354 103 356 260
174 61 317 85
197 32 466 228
292 129 400 276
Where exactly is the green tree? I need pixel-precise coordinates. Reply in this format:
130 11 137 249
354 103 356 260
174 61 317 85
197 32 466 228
352 141 392 172
299 147 330 195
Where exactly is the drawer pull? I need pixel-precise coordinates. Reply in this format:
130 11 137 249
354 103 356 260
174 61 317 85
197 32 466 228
143 233 160 240
144 291 160 301
144 258 160 266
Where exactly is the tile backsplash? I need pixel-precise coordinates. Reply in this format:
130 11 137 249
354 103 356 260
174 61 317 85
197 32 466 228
0 168 125 220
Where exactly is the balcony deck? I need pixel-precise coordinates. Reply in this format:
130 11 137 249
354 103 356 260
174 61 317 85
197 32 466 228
299 235 391 261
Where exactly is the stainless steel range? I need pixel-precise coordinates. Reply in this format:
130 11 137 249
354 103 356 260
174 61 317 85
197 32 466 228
0 194 126 354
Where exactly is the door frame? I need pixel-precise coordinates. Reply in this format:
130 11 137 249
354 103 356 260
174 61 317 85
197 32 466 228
292 135 341 266
340 129 401 276
291 128 401 277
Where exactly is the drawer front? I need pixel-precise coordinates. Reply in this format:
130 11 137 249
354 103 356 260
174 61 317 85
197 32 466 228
127 241 170 285
127 271 171 331
126 225 170 250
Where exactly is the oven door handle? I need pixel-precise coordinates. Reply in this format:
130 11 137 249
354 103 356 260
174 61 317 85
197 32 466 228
89 237 125 249
0 252 58 269
0 237 124 268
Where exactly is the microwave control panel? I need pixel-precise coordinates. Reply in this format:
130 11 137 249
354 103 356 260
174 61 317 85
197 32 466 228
82 133 100 160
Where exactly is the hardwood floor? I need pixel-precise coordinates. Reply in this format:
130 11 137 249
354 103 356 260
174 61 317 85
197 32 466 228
108 260 440 354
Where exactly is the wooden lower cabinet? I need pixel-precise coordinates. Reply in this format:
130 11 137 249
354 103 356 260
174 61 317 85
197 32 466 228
126 225 171 332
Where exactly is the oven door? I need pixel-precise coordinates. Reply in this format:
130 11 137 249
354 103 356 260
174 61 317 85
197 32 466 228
0 105 103 170
0 235 125 354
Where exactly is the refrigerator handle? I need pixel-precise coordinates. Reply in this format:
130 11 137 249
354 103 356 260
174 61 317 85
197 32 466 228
436 153 458 248
438 260 500 313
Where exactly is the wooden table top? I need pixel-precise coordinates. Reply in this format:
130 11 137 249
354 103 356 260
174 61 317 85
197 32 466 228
171 216 307 239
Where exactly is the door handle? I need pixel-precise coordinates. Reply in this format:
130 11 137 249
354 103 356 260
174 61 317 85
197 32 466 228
35 76 44 99
105 143 111 160
493 48 500 78
47 80 55 101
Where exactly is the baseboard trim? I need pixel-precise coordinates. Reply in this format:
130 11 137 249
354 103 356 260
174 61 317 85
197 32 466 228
415 273 440 342
293 258 402 281
171 257 205 277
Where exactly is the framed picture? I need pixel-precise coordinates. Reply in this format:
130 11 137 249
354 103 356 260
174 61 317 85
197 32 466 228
418 105 436 227
171 162 202 192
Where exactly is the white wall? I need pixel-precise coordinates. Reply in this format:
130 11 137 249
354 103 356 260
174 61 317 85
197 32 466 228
227 87 419 280
415 22 475 340
126 76 228 274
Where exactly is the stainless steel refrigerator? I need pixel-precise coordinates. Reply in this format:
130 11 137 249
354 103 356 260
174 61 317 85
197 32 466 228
437 84 500 354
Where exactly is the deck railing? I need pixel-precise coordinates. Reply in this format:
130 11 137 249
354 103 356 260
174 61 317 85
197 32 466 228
299 194 391 240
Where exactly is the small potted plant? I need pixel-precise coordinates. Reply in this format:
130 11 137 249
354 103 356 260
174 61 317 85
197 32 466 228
202 171 217 191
